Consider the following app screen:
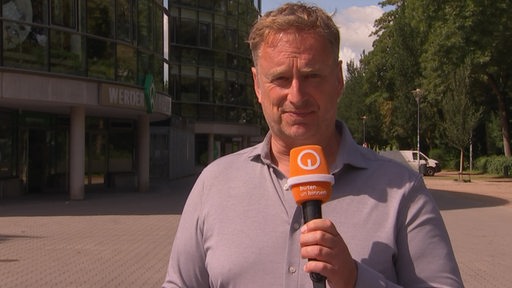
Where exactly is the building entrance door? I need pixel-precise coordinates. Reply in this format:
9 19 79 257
85 131 107 186
27 129 48 193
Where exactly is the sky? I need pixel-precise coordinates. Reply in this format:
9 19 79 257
261 1 388 70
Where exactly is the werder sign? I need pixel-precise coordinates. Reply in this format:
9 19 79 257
99 81 171 116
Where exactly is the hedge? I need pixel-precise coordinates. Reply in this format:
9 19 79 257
474 155 512 177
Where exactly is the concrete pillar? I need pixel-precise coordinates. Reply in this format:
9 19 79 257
208 133 214 164
69 106 85 200
138 115 150 193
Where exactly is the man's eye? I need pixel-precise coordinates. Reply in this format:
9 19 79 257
305 73 322 80
272 77 290 85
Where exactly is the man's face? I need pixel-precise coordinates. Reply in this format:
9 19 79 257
252 31 344 147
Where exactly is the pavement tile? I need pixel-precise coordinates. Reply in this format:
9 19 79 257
0 174 511 288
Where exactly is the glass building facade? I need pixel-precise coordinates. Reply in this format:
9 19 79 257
168 0 262 165
0 0 262 199
169 0 259 124
2 0 169 89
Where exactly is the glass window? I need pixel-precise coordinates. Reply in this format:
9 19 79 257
51 0 77 28
180 0 196 7
87 0 114 37
213 79 226 103
163 14 169 59
199 22 211 48
181 103 197 118
116 0 133 41
33 0 50 25
108 131 134 172
215 51 226 67
87 37 114 79
214 0 226 12
51 30 85 75
163 62 169 93
199 78 211 102
178 18 197 46
154 58 164 91
198 49 214 66
170 16 177 44
227 53 238 69
198 104 214 121
0 113 16 177
116 44 136 84
170 73 178 99
213 24 227 50
198 0 213 9
154 7 163 55
227 0 237 15
138 0 154 49
226 28 237 51
3 23 48 70
181 47 198 65
180 75 199 102
137 51 153 84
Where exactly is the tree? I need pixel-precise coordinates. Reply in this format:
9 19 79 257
441 63 482 176
362 0 429 149
418 0 512 157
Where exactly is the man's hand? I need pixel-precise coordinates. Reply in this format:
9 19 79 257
300 219 357 288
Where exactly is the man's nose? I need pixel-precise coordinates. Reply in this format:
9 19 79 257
288 77 308 105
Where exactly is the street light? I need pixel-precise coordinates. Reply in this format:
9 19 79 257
411 88 422 173
361 115 367 146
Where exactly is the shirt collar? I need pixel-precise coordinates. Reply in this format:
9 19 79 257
248 120 371 173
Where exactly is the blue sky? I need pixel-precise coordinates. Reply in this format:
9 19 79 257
260 1 388 71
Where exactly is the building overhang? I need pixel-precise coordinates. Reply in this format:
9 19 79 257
0 70 171 122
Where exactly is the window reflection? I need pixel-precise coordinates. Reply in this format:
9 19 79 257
3 23 48 70
51 30 84 74
51 0 76 28
87 0 114 38
87 37 114 79
116 0 133 41
138 0 153 49
116 44 136 83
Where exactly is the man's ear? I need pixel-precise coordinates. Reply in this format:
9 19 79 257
252 67 262 103
337 60 345 101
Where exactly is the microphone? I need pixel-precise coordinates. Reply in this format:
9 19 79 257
287 145 334 285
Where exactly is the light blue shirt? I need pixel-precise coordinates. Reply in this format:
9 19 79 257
163 121 463 287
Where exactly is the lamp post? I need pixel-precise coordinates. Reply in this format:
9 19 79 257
361 115 367 146
411 89 422 173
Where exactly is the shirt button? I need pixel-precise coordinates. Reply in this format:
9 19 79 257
289 266 297 274
293 223 301 230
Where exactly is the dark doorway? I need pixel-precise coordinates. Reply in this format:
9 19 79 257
27 129 48 193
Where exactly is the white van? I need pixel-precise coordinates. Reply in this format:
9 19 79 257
379 150 441 176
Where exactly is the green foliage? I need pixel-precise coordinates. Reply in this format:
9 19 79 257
440 62 482 150
474 155 512 177
350 0 512 157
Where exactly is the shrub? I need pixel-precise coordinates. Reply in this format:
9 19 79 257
474 155 512 176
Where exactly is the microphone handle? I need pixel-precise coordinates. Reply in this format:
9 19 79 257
301 200 327 284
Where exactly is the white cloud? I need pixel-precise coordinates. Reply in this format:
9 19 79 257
333 6 384 70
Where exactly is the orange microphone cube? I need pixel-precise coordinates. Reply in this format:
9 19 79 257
288 145 334 205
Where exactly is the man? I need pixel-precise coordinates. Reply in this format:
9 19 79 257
162 3 463 287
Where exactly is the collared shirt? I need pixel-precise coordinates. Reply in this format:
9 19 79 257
162 121 463 288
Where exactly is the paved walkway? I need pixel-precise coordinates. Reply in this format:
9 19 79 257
0 173 510 287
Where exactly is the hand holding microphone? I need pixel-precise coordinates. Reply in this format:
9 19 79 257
288 145 358 288
287 145 334 285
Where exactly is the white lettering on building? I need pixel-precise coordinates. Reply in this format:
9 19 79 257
108 87 144 108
